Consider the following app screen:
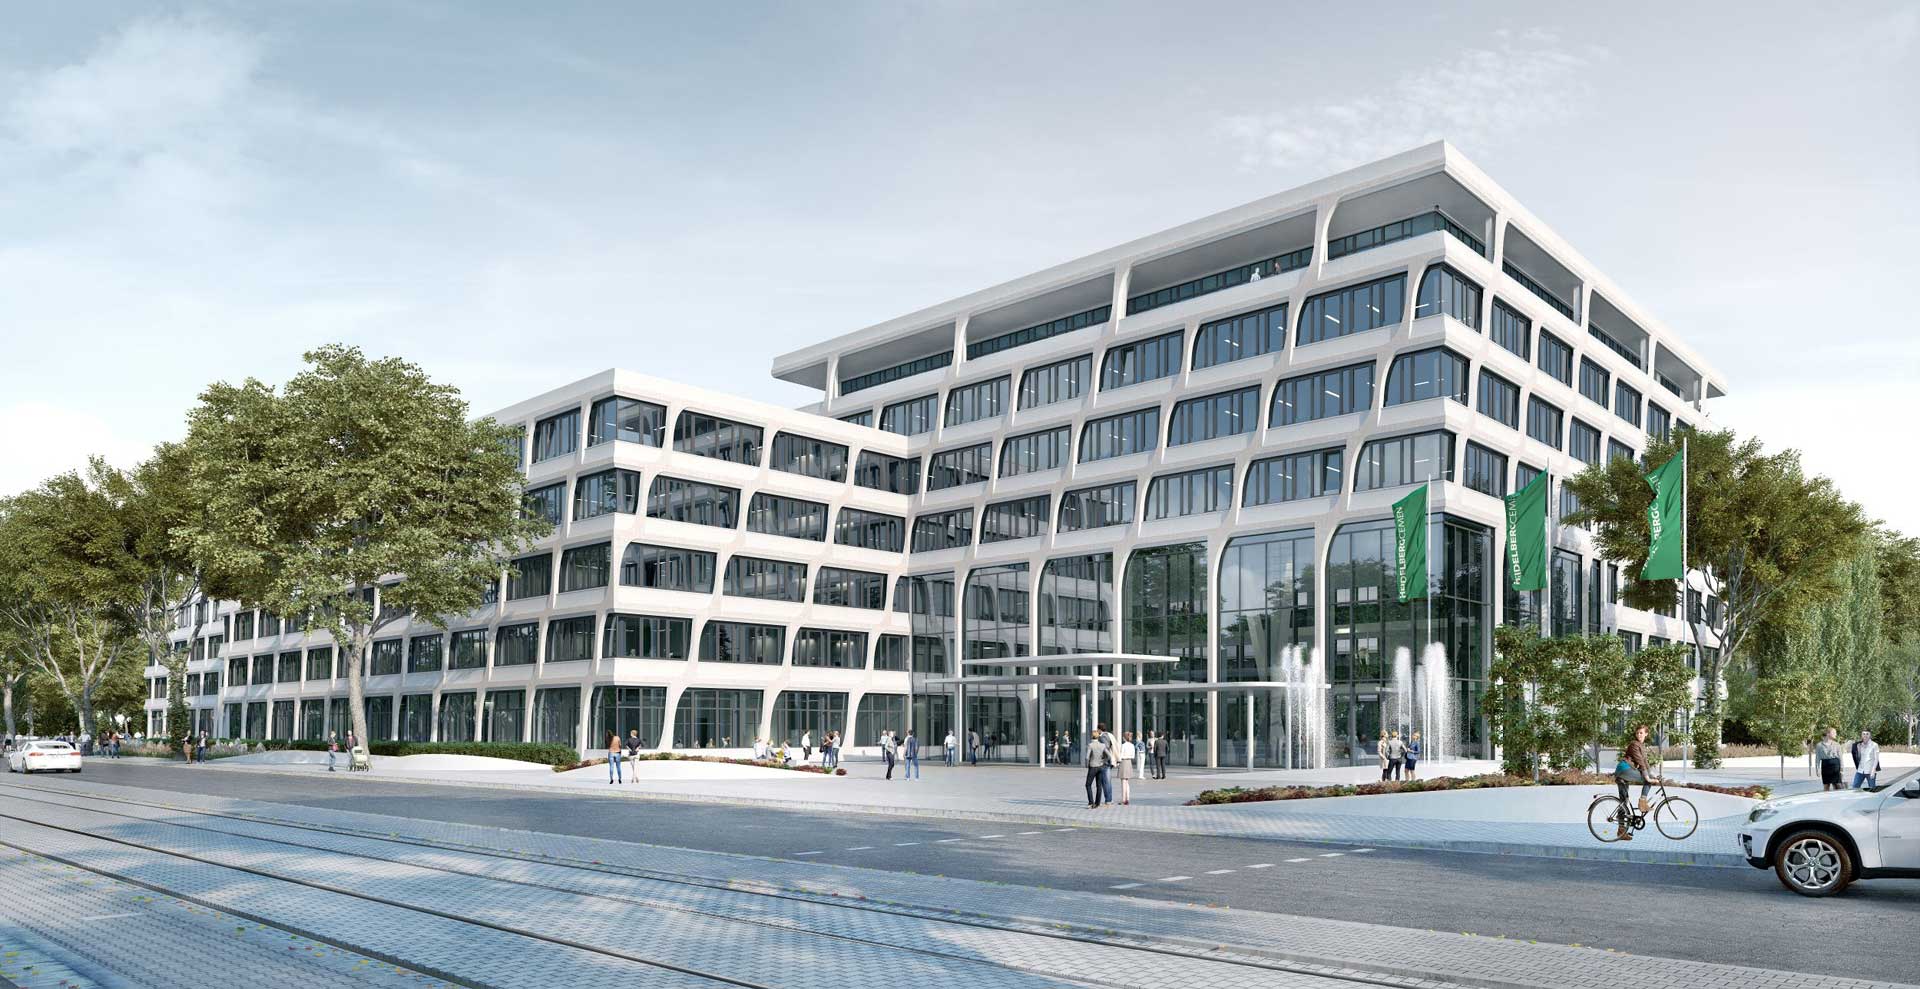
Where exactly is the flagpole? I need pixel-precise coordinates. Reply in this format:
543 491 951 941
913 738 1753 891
1680 435 1692 781
1425 471 1434 646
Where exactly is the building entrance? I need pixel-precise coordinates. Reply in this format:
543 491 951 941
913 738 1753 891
1333 691 1383 767
1042 687 1084 765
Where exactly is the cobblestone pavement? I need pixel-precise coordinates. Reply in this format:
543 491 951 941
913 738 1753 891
3 776 1910 989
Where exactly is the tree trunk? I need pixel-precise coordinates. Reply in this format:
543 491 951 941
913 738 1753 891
2 673 18 741
79 682 97 740
347 632 369 765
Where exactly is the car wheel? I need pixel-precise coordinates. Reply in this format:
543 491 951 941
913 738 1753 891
1775 830 1853 897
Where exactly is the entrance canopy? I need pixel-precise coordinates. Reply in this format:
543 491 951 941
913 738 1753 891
957 652 1179 670
1107 681 1332 693
921 673 1114 688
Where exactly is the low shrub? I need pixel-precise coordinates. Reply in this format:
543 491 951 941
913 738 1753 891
1187 770 1769 806
199 738 581 768
563 752 848 776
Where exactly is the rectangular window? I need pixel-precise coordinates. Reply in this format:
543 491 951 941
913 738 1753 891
439 692 477 742
1579 357 1610 407
1017 354 1092 409
587 395 666 447
1413 264 1482 327
523 482 566 526
1192 303 1286 370
1270 361 1374 425
874 634 909 671
408 634 444 673
572 468 642 520
1383 348 1469 407
228 656 248 686
878 394 938 436
449 630 488 670
1124 245 1312 315
1297 273 1406 346
851 451 920 495
543 616 596 663
483 689 525 742
672 410 763 465
1099 330 1183 390
1244 448 1343 505
841 351 953 395
1568 418 1601 465
1614 383 1643 427
1169 386 1260 445
968 305 1110 359
745 493 828 541
558 542 611 592
1609 440 1636 463
927 442 993 489
507 553 552 600
722 555 808 602
1143 465 1233 520
604 614 691 660
619 543 715 592
793 628 868 669
530 408 580 463
1537 331 1573 384
1078 407 1159 462
911 509 973 551
1590 323 1644 369
1477 370 1519 429
1353 430 1455 490
1058 482 1135 531
258 613 281 637
980 495 1050 543
1489 298 1531 359
1646 403 1672 442
1516 462 1543 491
943 376 1010 427
646 476 740 528
814 567 886 609
837 409 873 428
1463 442 1508 497
999 426 1071 476
495 622 539 666
277 651 300 682
698 621 785 665
370 638 403 677
1527 398 1564 449
233 611 255 641
833 509 905 553
769 433 849 481
305 647 332 681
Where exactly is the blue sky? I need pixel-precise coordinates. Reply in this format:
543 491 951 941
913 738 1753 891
3 2 1916 531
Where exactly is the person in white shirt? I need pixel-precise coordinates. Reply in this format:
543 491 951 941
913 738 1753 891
1851 730 1882 789
1116 731 1139 805
943 730 956 767
801 730 813 763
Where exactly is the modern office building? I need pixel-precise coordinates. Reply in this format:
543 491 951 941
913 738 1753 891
149 141 1727 768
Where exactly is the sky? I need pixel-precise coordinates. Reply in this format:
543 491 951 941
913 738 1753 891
2 2 1916 532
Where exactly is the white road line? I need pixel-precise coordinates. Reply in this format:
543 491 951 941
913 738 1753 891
78 913 141 921
1049 828 1076 833
847 846 875 851
1204 869 1234 875
978 834 1006 839
1157 875 1192 882
935 837 965 843
893 841 920 846
1319 852 1344 858
1353 848 1376 853
1110 882 1144 890
1285 857 1311 863
1246 863 1275 869
794 851 823 856
1016 831 1044 835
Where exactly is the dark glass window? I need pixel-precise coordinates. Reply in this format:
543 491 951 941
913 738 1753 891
233 611 255 641
793 628 868 669
495 622 539 666
1413 264 1482 327
523 482 566 526
370 638 403 677
1017 355 1092 409
769 433 849 481
1079 407 1159 462
1218 529 1316 683
573 468 642 520
1609 440 1636 463
1099 331 1184 390
980 495 1050 543
647 476 740 528
1516 462 1544 491
1192 303 1287 370
834 509 905 553
587 396 666 447
1477 370 1519 429
911 509 973 551
837 409 873 428
673 688 763 749
842 352 952 395
852 451 920 495
1270 362 1374 425
408 634 444 673
928 443 993 490
604 614 690 660
1568 418 1601 465
1383 348 1469 407
1527 398 1564 449
449 630 488 670
1169 386 1260 445
968 306 1110 359
722 556 807 602
1463 442 1508 497
507 553 552 601
1489 298 1531 359
999 427 1071 476
698 622 784 665
1244 448 1343 505
558 543 611 592
878 395 937 436
530 408 580 463
1614 383 1643 427
619 543 715 592
277 651 301 682
1538 331 1573 384
814 567 887 609
1125 245 1311 315
746 493 828 541
545 616 597 663
1646 404 1672 442
258 613 281 637
1144 465 1233 520
944 376 1010 427
874 634 909 671
1579 358 1610 407
1297 274 1405 346
1058 482 1135 532
1353 430 1455 490
673 411 763 464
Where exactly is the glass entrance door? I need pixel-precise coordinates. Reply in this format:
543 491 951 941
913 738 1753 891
967 692 1027 763
1043 687 1083 765
1128 691 1208 767
1333 691 1382 767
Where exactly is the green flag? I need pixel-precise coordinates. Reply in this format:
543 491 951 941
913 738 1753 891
1393 484 1429 602
1641 448 1687 580
1504 471 1548 592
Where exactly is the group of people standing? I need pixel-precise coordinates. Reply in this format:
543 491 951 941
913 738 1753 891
1375 730 1423 780
1812 728 1884 791
1081 727 1163 807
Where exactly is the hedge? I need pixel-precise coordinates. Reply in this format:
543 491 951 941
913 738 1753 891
566 752 847 776
1188 770 1771 805
213 738 582 768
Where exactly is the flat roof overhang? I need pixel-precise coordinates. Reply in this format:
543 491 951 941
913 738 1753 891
958 653 1179 669
1107 681 1333 693
922 674 1117 687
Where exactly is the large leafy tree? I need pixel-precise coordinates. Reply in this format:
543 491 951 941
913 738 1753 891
1563 428 1869 764
1877 533 1920 744
1487 626 1695 776
177 345 546 755
0 622 30 741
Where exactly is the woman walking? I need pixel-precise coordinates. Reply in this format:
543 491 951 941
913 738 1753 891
1814 727 1845 791
606 732 624 784
1116 731 1138 805
1405 731 1422 779
1378 732 1392 780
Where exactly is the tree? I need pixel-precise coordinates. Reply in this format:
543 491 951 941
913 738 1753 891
1563 428 1870 765
1487 628 1695 776
177 345 547 757
1749 660 1828 779
1876 533 1920 744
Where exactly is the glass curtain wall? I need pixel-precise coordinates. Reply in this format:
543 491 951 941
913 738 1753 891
673 689 762 749
532 687 581 747
590 686 667 749
439 691 477 742
1123 543 1209 767
963 563 1030 762
908 572 958 744
1216 530 1316 767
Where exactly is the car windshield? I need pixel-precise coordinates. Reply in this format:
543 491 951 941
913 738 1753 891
1862 765 1918 793
35 742 73 751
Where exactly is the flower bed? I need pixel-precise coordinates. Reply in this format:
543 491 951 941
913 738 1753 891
561 752 847 776
1188 770 1770 805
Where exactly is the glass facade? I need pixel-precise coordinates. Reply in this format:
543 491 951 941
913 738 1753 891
532 687 580 747
591 686 667 749
1614 383 1642 427
879 395 938 436
1058 481 1135 532
1462 441 1508 497
1579 358 1610 407
1218 530 1315 681
1297 274 1405 346
969 306 1110 359
1018 355 1092 409
769 433 849 481
558 542 611 592
451 631 488 670
604 613 692 659
1168 387 1259 445
1353 430 1454 490
620 543 715 592
999 427 1071 476
673 688 762 748
814 567 887 609
1568 418 1601 465
1477 370 1519 429
834 509 905 552
945 376 1010 427
1646 404 1672 442
1099 330 1183 390
1192 302 1287 370
1413 264 1481 327
1244 448 1342 505
1489 298 1531 359
855 693 908 744
439 691 477 742
370 638 402 677
698 621 784 664
1270 362 1373 426
1383 348 1469 407
483 689 525 742
853 450 921 495
793 629 867 669
647 477 740 528
928 443 993 489
1526 397 1563 449
723 555 807 601
911 508 974 551
531 408 579 463
524 482 566 526
588 396 666 447
1039 553 1113 655
1079 408 1158 462
980 495 1050 543
545 616 596 663
842 352 952 395
746 493 828 541
673 411 763 465
1143 465 1233 520
1125 245 1311 315
1537 331 1573 384
771 691 847 746
495 622 539 666
507 552 552 600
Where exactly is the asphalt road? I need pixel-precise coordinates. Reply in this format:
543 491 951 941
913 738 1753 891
45 762 1920 985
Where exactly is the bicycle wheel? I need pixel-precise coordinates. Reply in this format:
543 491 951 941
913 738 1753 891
1655 795 1699 839
1587 796 1627 843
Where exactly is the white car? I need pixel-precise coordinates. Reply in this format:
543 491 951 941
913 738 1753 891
1739 766 1920 896
6 740 83 774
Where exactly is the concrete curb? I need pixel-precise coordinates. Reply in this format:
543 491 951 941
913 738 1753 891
163 762 1746 868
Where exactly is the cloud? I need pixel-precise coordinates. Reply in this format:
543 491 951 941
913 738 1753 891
0 400 155 497
1219 32 1604 173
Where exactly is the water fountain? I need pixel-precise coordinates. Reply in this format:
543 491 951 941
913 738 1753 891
1387 646 1416 737
1415 641 1456 765
1278 645 1327 769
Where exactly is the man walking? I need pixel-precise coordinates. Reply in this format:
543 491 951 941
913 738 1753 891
903 730 920 779
943 729 956 767
1815 727 1845 791
1851 729 1881 789
1152 730 1168 779
801 730 813 765
881 729 898 780
327 731 338 772
967 728 980 766
1085 727 1114 808
1386 731 1407 780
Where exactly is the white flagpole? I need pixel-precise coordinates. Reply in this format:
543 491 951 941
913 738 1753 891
1425 471 1434 645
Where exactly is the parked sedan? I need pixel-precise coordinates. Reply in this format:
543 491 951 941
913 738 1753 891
1739 766 1920 895
5 740 82 774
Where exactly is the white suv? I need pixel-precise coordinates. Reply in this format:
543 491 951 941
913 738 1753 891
1739 766 1920 896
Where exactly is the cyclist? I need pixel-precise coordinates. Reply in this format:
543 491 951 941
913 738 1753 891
1613 724 1657 841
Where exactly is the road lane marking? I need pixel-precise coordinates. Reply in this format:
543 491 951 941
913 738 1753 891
846 846 874 851
1319 852 1344 858
978 834 1006 839
1247 863 1275 869
1353 848 1376 853
1110 882 1143 889
935 837 965 843
894 841 920 846
79 913 141 921
1016 831 1044 835
1157 875 1192 882
795 851 822 856
1204 869 1234 875
1048 828 1076 833
1285 857 1311 863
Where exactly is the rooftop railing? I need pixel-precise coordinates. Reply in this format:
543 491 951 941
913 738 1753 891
1500 259 1578 321
966 304 1111 360
1326 209 1486 262
1588 322 1645 370
1125 245 1312 316
841 350 953 395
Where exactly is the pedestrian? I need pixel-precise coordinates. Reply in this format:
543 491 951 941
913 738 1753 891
196 732 209 765
753 736 768 761
1378 732 1392 780
1135 731 1148 781
1814 727 1845 791
1117 731 1137 805
967 728 980 766
1851 729 1881 789
943 729 956 767
112 732 122 758
802 730 813 764
1085 725 1114 808
607 732 624 784
903 729 920 779
327 731 338 772
1387 731 1407 780
881 729 898 780
1405 731 1422 780
1152 730 1168 779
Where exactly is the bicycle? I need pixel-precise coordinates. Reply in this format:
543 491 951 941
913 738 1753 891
1587 777 1698 842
